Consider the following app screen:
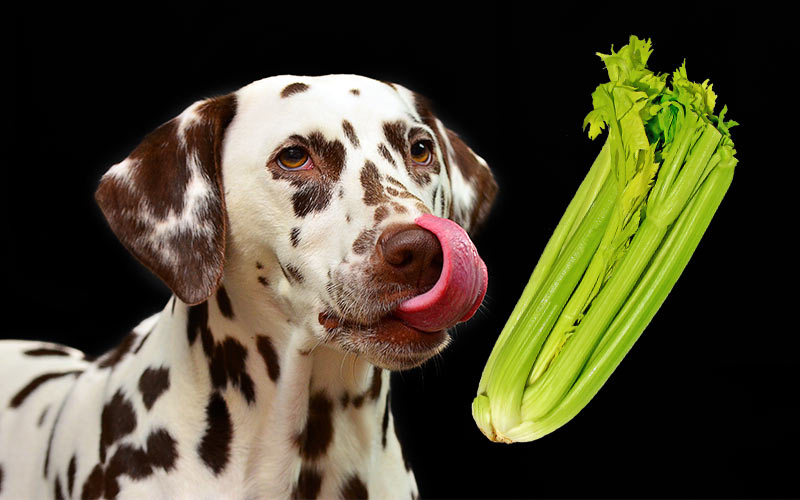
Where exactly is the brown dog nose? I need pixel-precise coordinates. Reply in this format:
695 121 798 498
377 224 443 291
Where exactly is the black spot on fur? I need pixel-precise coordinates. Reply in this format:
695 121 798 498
292 465 323 499
186 301 210 346
256 335 281 382
286 264 305 284
258 276 270 287
198 392 233 475
368 367 382 401
24 347 70 357
295 392 334 460
138 367 170 410
54 475 65 500
99 390 137 463
81 463 104 500
208 337 256 404
381 391 390 448
340 474 369 499
97 333 137 369
290 227 301 247
146 428 178 471
133 329 152 354
9 370 82 408
216 286 235 319
281 82 310 98
37 405 50 427
68 455 77 497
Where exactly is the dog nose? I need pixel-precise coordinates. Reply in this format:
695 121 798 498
377 224 443 291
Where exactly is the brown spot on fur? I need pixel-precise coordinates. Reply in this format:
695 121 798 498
38 405 50 427
352 228 377 255
9 370 82 408
216 286 234 319
102 428 178 499
383 121 406 156
374 205 389 224
256 335 281 382
361 161 388 206
368 366 383 401
138 367 170 410
350 88 360 96
290 227 301 247
258 276 269 287
295 392 334 460
293 465 323 499
381 391 390 448
146 428 179 472
198 392 233 475
378 143 396 167
281 82 310 98
100 390 137 463
342 120 360 148
340 474 369 499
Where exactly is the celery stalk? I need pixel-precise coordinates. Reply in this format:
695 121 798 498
473 36 738 443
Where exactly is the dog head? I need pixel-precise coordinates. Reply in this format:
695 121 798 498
96 75 497 369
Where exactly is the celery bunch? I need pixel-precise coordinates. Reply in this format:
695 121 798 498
473 36 738 443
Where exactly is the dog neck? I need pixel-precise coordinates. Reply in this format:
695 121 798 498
122 272 410 498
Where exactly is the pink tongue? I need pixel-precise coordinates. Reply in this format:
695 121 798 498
394 214 488 332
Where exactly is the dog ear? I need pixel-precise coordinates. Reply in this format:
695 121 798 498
95 94 237 305
410 93 497 235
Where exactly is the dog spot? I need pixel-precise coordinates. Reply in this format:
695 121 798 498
104 445 151 498
258 276 270 287
216 286 235 319
186 301 210 347
361 161 388 206
288 227 302 248
256 261 264 269
286 264 305 284
9 370 82 408
38 405 50 427
340 474 369 499
133 329 152 354
350 88 360 96
368 366 382 401
292 465 323 499
378 143 396 168
146 428 179 472
281 82 310 98
383 121 406 156
80 463 104 500
374 205 389 224
138 367 170 410
24 347 71 357
256 335 281 382
381 390 390 448
55 476 65 500
295 391 334 460
98 332 137 369
209 337 256 404
100 389 137 463
342 120 360 148
352 228 377 256
198 391 233 475
68 455 77 497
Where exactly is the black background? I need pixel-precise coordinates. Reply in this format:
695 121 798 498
9 4 797 499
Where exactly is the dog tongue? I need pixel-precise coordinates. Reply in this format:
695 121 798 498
395 214 487 332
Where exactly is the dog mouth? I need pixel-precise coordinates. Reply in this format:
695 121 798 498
318 310 449 370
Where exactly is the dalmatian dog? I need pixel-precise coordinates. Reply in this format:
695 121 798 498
0 75 496 499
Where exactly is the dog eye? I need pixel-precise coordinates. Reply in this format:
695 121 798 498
277 147 313 171
410 140 433 166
